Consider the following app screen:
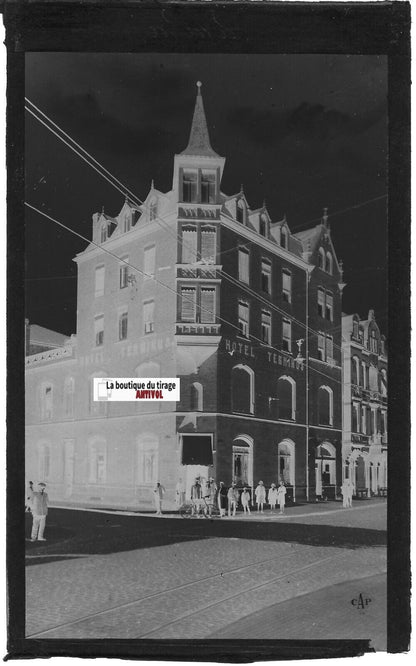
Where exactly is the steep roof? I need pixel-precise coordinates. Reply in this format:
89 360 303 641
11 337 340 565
28 324 68 347
180 82 221 158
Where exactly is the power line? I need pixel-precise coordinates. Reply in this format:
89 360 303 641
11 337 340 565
25 201 344 387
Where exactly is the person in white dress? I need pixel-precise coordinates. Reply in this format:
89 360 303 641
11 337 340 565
268 483 278 510
277 481 287 514
241 488 251 514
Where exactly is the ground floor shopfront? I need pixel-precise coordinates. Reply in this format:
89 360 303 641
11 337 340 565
343 440 388 498
26 413 342 510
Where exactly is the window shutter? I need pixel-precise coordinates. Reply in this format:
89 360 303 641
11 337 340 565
181 288 197 322
182 228 198 264
200 288 215 323
201 228 216 263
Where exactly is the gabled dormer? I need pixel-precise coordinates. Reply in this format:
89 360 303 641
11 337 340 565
270 214 290 249
92 208 117 245
172 82 225 205
294 208 343 286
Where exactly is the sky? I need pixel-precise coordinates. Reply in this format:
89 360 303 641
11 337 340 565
25 53 388 335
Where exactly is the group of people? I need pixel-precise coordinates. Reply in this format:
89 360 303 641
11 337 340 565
25 480 49 541
173 477 288 517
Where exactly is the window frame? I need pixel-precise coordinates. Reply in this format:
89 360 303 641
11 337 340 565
143 300 155 334
282 318 292 353
261 258 272 294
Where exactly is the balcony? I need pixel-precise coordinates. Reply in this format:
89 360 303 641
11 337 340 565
176 322 221 336
351 384 386 403
176 264 222 280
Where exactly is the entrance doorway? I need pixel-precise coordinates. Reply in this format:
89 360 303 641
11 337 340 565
232 435 253 490
315 442 336 499
184 465 210 499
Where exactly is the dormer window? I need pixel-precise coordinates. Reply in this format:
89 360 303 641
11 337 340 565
281 227 288 249
326 252 333 274
100 224 107 243
236 199 245 224
352 319 359 339
318 247 325 269
260 215 268 237
149 199 157 221
201 171 216 203
182 170 198 203
123 212 131 233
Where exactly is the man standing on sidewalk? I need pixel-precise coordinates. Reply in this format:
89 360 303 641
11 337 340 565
30 482 48 542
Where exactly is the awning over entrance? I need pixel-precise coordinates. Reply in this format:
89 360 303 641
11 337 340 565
181 435 213 465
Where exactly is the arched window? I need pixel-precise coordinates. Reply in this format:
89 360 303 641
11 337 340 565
369 329 378 353
236 199 245 224
277 439 295 485
352 318 359 340
190 382 203 411
351 356 359 385
100 224 107 243
277 376 296 420
149 198 157 221
318 247 325 269
326 252 333 274
137 434 159 484
232 435 253 487
64 377 75 418
318 386 333 426
380 368 387 396
231 365 254 414
315 441 336 488
280 227 288 249
369 364 378 391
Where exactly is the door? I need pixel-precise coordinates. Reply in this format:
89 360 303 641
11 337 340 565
63 439 75 498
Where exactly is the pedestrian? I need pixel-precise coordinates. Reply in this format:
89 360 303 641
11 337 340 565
227 482 239 517
206 477 218 516
30 482 48 542
190 476 203 516
268 483 278 511
153 481 165 516
340 480 349 508
255 480 266 512
175 477 185 508
277 481 287 514
218 481 227 517
241 487 251 514
346 479 354 508
25 480 34 512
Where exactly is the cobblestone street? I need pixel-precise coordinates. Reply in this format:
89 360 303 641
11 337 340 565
25 500 386 645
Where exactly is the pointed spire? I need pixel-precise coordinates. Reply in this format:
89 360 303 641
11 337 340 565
101 205 105 215
322 207 329 227
181 82 219 157
240 183 244 194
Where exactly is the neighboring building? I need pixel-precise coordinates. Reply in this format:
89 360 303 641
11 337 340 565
25 83 345 509
25 319 69 356
342 310 388 497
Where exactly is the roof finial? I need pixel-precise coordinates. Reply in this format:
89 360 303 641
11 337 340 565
101 205 105 215
196 80 202 93
240 183 244 194
151 179 154 190
262 199 266 209
322 207 329 226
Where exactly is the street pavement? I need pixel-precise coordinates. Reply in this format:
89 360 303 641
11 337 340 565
25 500 387 646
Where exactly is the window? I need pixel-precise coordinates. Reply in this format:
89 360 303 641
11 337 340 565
123 212 131 233
64 377 75 418
88 440 107 483
278 376 296 420
352 319 359 339
95 265 105 297
143 300 155 333
201 227 216 263
380 369 387 396
351 356 359 384
182 227 198 264
94 316 104 346
201 172 216 203
369 329 378 353
317 333 324 361
261 259 272 293
200 288 216 324
282 318 292 352
281 227 288 249
119 311 128 340
380 337 386 356
326 252 333 274
238 301 249 337
282 270 292 303
318 247 325 269
318 386 333 425
261 310 271 345
260 215 268 237
89 372 107 417
231 365 254 414
181 287 197 322
361 405 367 433
137 435 159 484
317 288 325 317
40 385 53 421
326 335 333 362
352 402 359 432
278 440 295 485
380 410 387 435
100 224 107 243
144 245 155 279
182 170 197 202
238 248 249 283
361 361 367 388
119 257 129 289
236 199 245 224
325 292 333 321
190 382 203 411
233 447 250 486
149 199 157 221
